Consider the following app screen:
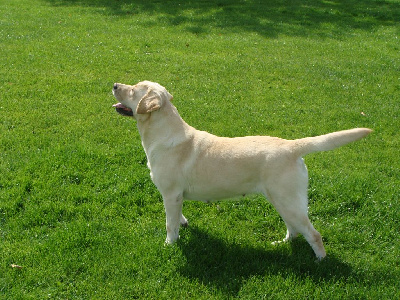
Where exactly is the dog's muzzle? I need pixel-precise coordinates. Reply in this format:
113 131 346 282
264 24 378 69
112 83 134 117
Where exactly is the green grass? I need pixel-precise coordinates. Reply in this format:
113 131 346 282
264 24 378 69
1 0 399 298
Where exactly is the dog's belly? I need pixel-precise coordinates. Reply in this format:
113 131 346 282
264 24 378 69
183 189 253 202
182 172 261 202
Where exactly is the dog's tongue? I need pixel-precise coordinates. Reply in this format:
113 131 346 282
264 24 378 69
113 103 134 116
113 103 132 111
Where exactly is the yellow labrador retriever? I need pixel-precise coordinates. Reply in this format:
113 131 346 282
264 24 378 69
112 80 371 260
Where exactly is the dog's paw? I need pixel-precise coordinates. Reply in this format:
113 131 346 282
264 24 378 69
164 236 179 245
315 254 327 262
271 239 286 246
164 239 173 246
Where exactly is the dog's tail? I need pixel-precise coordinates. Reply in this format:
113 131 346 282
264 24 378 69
292 128 372 157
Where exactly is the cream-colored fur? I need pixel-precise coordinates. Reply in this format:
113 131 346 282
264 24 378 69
112 81 371 259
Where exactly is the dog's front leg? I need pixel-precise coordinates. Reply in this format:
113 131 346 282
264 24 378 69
163 194 184 244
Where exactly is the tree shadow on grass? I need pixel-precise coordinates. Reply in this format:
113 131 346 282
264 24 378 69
177 225 353 297
46 0 399 38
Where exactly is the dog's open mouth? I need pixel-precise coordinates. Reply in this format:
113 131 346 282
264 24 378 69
113 103 134 117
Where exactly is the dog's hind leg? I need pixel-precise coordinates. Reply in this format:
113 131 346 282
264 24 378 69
180 213 188 227
265 159 326 259
268 190 326 259
281 208 326 260
163 193 184 244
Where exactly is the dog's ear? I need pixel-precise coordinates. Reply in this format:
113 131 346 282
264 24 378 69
165 91 173 102
136 89 162 114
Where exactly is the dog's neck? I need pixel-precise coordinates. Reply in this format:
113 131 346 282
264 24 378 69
136 101 193 155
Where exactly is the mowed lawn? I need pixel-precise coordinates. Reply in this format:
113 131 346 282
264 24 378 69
1 0 399 298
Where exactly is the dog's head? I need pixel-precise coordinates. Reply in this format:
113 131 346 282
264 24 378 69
112 81 173 118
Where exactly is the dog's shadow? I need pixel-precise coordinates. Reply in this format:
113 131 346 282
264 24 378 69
177 225 353 296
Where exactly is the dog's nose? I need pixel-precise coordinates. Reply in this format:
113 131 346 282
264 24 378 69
113 83 118 90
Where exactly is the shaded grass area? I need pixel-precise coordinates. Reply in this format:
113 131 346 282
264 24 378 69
1 0 399 298
46 0 400 38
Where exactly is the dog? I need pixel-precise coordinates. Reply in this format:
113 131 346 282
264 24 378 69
112 80 371 260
